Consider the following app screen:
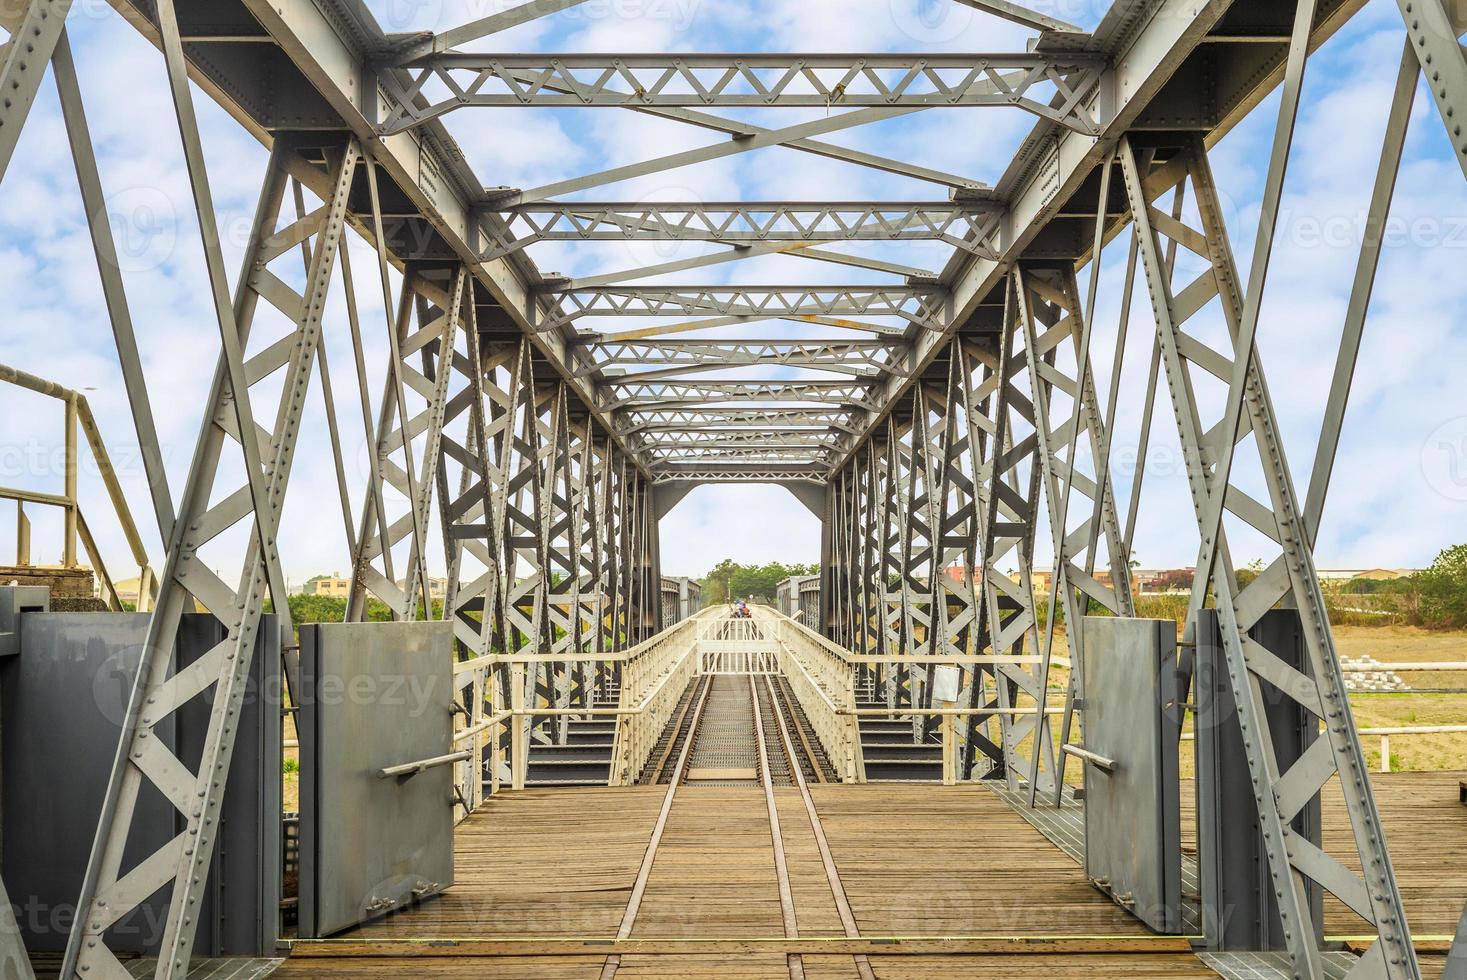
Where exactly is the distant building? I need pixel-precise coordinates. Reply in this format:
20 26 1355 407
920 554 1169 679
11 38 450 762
1132 568 1196 593
396 576 449 601
1316 568 1416 589
306 573 352 598
114 576 143 605
943 564 976 585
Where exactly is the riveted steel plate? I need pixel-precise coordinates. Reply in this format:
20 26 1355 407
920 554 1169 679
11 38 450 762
298 621 454 938
1195 608 1322 950
1079 616 1183 933
3 609 280 955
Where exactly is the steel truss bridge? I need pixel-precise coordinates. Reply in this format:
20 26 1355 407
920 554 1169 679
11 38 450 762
0 0 1464 978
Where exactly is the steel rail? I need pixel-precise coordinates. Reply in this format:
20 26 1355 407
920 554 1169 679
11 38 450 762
599 671 715 980
749 674 804 980
761 674 876 980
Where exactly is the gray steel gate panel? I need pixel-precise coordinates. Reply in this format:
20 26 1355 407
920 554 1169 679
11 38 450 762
298 621 454 939
1078 616 1183 933
1195 608 1322 950
2 606 279 955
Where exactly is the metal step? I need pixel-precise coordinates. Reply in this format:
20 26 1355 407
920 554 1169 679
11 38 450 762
860 742 941 761
527 744 613 762
862 758 943 781
565 730 615 746
525 758 612 782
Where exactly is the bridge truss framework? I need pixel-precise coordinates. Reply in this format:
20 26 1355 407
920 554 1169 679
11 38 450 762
1 0 1465 977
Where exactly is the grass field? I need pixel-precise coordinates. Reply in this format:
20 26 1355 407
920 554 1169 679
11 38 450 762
1335 625 1467 773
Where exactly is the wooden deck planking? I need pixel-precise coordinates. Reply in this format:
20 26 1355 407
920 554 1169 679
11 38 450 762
1320 770 1467 938
337 785 666 940
839 954 1220 978
774 789 847 937
807 783 1151 936
276 769 1467 977
631 786 786 937
273 954 607 977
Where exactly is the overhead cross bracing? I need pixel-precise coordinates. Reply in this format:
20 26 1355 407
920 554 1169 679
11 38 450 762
5 0 1466 978
480 201 1005 261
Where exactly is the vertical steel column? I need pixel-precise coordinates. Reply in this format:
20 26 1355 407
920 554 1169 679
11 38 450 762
1012 262 1135 803
970 282 1047 790
65 133 360 979
431 271 500 811
1118 135 1418 979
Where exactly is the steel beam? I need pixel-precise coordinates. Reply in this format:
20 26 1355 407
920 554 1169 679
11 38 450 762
540 285 946 329
381 51 1105 130
481 201 1003 261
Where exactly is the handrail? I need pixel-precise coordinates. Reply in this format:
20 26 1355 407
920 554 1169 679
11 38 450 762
1181 724 1467 773
0 363 157 611
607 609 717 784
761 607 864 782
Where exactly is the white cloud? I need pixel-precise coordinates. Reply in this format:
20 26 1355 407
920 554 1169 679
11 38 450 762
2 0 1463 594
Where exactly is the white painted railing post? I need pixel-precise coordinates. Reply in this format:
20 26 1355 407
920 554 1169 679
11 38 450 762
511 661 526 790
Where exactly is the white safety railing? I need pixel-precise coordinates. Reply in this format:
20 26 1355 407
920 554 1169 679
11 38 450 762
608 610 714 784
1178 723 1467 774
767 606 1077 785
764 608 864 782
1366 725 1467 772
445 609 713 798
699 648 780 674
698 614 779 674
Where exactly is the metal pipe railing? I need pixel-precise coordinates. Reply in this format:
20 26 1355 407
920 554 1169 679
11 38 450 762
0 363 156 610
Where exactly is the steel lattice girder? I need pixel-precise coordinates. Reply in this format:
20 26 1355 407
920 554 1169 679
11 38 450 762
619 408 856 435
1115 132 1418 977
380 51 1107 131
585 339 905 379
539 285 946 329
15 0 1459 976
67 132 363 978
479 200 1004 261
655 467 829 483
638 429 837 447
606 379 876 411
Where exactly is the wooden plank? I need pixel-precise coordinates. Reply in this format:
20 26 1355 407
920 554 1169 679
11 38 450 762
276 765 1466 977
341 786 667 940
808 784 1150 936
290 937 1201 957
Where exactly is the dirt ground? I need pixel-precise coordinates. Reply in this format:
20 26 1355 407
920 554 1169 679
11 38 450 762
1329 626 1467 773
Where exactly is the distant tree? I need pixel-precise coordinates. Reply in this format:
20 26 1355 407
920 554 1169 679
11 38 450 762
698 559 819 605
265 593 444 631
1235 558 1265 591
1416 544 1467 629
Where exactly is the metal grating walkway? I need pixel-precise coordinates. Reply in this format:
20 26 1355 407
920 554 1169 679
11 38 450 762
684 675 762 786
1199 951 1362 979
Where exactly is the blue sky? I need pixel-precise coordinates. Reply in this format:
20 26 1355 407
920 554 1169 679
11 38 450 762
0 0 1464 586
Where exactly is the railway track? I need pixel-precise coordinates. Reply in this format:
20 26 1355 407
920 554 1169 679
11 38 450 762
606 671 872 980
